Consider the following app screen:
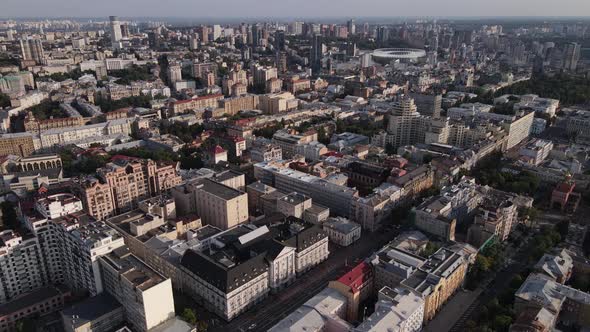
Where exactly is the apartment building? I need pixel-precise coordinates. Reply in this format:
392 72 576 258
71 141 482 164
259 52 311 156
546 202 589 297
328 261 374 322
519 138 554 166
180 230 270 320
391 165 435 200
24 111 86 134
370 245 427 293
413 180 481 241
355 286 425 332
172 178 248 230
270 287 349 332
24 197 126 296
322 217 362 247
100 248 175 332
0 230 47 304
514 273 590 329
250 139 282 162
259 92 298 114
401 248 469 322
267 216 329 274
254 161 359 218
219 94 259 115
271 129 317 159
39 118 134 149
352 183 403 232
0 286 70 332
0 132 36 157
77 158 181 219
74 177 117 221
35 193 83 219
169 94 223 115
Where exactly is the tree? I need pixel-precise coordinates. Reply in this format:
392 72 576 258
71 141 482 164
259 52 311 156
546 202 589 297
385 143 396 155
316 126 329 145
181 308 197 326
492 314 513 331
0 93 10 108
1 201 18 230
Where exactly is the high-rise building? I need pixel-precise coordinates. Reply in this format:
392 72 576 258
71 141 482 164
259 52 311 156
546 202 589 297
409 92 442 118
252 24 260 46
189 33 199 50
19 38 45 65
386 97 422 148
275 30 286 52
100 249 175 332
563 42 581 72
347 19 356 35
310 34 324 76
75 159 182 219
24 198 126 296
109 16 123 49
0 230 48 304
212 24 222 40
167 64 182 84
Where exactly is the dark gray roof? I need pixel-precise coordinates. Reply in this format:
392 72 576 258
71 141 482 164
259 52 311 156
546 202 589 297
180 248 268 293
61 293 123 328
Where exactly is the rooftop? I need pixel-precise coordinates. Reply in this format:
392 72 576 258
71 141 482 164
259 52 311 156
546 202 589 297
100 247 166 291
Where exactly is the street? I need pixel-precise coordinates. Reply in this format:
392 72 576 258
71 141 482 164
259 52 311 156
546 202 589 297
209 226 401 332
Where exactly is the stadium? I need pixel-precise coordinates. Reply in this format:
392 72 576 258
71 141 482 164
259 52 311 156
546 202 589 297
371 48 427 64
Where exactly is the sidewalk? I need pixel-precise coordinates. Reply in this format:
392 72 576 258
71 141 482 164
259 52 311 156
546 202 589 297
423 288 483 332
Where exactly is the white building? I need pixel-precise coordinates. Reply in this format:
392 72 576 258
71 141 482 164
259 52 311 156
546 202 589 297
0 230 47 304
269 287 350 332
355 286 425 332
519 139 554 166
35 193 83 219
39 118 133 149
254 161 358 218
100 248 175 332
322 217 362 247
24 205 125 295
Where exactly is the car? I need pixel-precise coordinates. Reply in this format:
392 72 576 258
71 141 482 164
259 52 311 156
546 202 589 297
248 323 257 330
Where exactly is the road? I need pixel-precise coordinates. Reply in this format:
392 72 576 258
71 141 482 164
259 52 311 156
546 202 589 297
448 236 533 332
210 226 401 332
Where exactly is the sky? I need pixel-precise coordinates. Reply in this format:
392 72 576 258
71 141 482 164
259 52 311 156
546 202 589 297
2 0 590 19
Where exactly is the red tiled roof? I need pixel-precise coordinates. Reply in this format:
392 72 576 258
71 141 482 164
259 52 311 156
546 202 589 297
212 145 226 154
110 154 141 163
336 261 373 294
173 94 223 105
556 182 575 193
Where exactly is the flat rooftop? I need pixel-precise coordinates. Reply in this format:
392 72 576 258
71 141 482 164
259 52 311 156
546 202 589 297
101 247 166 292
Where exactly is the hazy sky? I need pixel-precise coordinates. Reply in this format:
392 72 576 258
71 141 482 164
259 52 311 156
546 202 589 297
2 0 590 18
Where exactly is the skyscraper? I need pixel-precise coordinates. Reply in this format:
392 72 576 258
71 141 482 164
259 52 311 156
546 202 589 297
252 24 260 47
109 16 123 49
563 42 581 72
311 34 324 76
275 30 286 52
347 19 356 35
20 38 45 65
212 24 222 40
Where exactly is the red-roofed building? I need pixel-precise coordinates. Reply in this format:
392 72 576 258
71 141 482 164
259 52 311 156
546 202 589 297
324 151 344 158
328 261 374 322
551 180 580 213
205 145 227 166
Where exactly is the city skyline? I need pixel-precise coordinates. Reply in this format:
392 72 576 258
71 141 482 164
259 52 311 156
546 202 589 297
2 0 590 19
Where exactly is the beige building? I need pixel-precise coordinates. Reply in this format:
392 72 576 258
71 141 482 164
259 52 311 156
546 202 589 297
219 94 259 115
259 92 298 114
100 248 175 332
178 178 248 230
401 248 469 322
0 132 36 157
76 159 182 220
